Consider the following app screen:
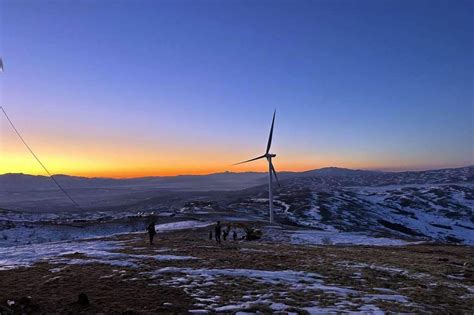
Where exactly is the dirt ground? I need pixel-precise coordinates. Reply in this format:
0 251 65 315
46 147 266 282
1 223 473 314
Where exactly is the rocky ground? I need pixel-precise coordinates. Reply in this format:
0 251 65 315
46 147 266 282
0 221 473 314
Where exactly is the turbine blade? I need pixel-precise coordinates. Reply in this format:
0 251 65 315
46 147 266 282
270 161 281 187
265 110 276 154
233 154 266 165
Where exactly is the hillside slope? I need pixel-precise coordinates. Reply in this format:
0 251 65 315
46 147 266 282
229 166 474 244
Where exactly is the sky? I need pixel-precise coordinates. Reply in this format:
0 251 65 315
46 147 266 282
0 0 472 178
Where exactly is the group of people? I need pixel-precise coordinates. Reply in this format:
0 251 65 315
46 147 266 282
210 221 238 244
145 220 239 246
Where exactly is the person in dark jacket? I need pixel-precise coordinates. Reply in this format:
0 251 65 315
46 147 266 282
223 224 231 241
146 221 157 245
214 221 222 244
233 230 238 241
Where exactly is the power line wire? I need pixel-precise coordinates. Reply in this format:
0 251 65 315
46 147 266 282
1 106 81 209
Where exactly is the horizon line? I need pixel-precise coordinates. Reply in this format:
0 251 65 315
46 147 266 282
1 164 472 180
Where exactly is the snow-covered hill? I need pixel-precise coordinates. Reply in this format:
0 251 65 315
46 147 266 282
230 166 474 245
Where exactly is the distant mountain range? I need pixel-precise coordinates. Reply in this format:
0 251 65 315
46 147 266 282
0 171 268 191
1 166 472 192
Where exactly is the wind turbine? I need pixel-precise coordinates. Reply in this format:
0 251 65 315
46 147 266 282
235 110 280 223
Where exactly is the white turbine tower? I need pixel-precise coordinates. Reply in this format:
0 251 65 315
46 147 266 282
235 110 280 223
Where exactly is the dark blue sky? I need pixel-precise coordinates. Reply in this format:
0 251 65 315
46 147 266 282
1 0 472 176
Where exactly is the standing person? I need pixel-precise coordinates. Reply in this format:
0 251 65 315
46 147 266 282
223 224 231 241
146 221 156 245
214 221 222 245
209 230 213 241
233 230 237 241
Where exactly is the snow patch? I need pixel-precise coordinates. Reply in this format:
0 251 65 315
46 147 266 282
290 230 410 246
154 220 212 232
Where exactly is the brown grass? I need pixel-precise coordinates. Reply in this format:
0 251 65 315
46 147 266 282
1 223 473 313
